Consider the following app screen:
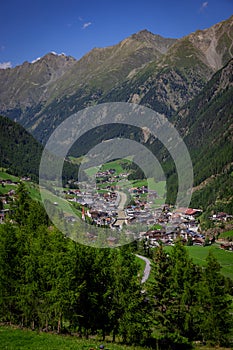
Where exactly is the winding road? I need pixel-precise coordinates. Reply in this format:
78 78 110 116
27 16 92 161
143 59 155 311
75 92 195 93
113 192 151 283
136 254 151 284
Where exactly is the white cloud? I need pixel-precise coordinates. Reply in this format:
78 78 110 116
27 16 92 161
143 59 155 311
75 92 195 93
82 22 92 29
0 61 12 69
200 1 208 11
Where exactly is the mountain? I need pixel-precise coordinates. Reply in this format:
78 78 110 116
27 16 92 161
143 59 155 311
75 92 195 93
0 30 176 142
0 15 233 212
106 14 233 114
0 53 76 111
1 15 232 144
49 30 176 95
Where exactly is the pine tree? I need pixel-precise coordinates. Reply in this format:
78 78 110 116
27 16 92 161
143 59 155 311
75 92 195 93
0 224 19 323
197 251 233 346
149 243 200 348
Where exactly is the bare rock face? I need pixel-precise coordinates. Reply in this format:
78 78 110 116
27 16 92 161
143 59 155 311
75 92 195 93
188 15 233 70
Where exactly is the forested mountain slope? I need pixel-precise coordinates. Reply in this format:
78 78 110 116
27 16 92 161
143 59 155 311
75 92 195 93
0 115 79 182
176 59 233 213
0 115 43 180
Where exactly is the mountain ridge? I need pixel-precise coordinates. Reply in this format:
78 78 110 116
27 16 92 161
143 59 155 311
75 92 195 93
1 15 232 132
0 15 232 213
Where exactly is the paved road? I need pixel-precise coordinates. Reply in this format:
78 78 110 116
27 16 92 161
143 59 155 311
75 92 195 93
114 191 127 226
135 254 151 284
117 191 127 211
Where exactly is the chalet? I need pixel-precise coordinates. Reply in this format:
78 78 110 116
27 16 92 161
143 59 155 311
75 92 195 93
0 209 10 223
185 208 202 216
220 243 233 251
20 176 31 181
192 237 205 246
4 179 13 184
0 196 7 205
211 212 233 222
174 207 202 217
143 229 166 239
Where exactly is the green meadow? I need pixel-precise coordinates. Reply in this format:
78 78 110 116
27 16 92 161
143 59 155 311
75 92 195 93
0 326 231 350
0 326 143 350
0 170 19 182
219 230 233 240
165 244 233 280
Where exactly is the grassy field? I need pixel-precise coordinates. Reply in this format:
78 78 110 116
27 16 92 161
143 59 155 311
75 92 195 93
165 244 233 280
147 179 166 197
85 166 101 177
25 183 41 202
0 326 231 350
0 170 19 182
219 230 233 240
85 159 128 178
101 160 126 175
0 170 42 202
0 326 145 350
0 183 18 195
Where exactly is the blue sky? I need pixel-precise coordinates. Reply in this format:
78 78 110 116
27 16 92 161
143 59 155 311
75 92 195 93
0 0 232 68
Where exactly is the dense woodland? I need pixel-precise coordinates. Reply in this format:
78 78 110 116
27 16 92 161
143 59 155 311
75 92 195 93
0 115 79 183
0 183 232 349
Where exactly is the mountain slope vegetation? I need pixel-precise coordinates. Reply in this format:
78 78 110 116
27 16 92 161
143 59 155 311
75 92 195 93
0 115 43 180
0 115 79 182
172 58 233 212
0 15 232 212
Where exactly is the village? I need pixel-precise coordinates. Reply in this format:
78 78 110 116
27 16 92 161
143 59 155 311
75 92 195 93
63 167 233 249
0 170 233 250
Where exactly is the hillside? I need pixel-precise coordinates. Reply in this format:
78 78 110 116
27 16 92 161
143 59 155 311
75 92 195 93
176 59 233 213
68 58 233 212
0 115 79 182
0 115 43 180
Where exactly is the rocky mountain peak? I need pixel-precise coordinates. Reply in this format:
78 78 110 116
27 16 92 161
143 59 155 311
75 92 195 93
131 29 156 39
187 15 233 70
130 29 177 53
